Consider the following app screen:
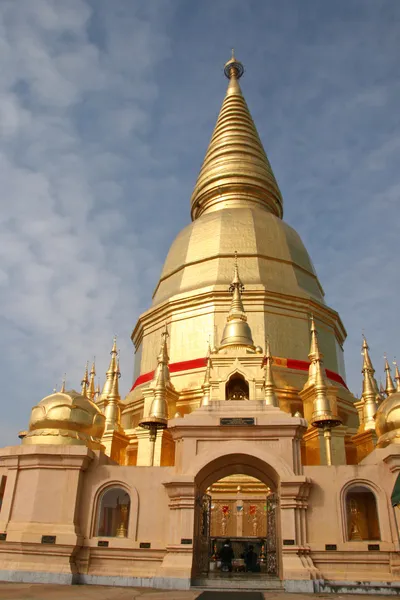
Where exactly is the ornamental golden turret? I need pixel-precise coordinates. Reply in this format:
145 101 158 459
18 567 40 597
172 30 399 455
264 338 278 407
361 342 379 431
306 315 323 386
88 359 96 400
104 358 122 432
220 252 255 349
394 361 400 392
81 362 89 398
190 51 283 220
384 356 396 397
139 325 170 430
100 337 118 402
361 335 380 399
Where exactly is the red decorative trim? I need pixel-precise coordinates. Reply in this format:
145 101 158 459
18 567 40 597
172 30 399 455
131 356 348 391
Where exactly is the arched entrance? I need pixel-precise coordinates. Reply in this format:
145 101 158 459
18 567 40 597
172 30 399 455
192 453 280 582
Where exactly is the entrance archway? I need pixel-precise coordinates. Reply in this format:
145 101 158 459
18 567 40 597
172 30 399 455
192 454 280 582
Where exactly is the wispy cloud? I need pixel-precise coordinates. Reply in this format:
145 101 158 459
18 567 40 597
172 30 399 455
1 0 399 443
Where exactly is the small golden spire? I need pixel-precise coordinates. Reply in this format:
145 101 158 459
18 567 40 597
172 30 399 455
384 356 396 396
95 379 101 401
306 315 323 385
361 335 380 398
100 336 118 402
81 362 89 397
220 253 254 349
104 359 122 432
362 368 378 431
60 373 66 394
190 54 283 220
88 359 96 400
139 325 171 431
264 338 278 407
394 360 400 392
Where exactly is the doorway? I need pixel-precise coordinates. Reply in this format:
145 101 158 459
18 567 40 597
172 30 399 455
192 454 280 582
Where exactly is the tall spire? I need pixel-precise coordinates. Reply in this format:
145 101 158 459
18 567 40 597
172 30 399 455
220 252 254 349
100 336 118 402
190 53 283 220
306 315 323 386
384 356 396 396
394 360 400 392
139 325 171 430
104 358 122 432
361 335 380 398
81 362 89 397
88 359 96 400
362 367 378 431
264 338 278 407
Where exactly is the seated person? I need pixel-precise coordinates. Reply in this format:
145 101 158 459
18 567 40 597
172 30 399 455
219 539 234 572
244 545 259 572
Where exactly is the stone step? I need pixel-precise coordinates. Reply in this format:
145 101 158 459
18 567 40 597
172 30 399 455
192 576 283 590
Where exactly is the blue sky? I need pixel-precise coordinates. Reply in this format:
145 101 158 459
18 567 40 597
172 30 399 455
0 0 399 444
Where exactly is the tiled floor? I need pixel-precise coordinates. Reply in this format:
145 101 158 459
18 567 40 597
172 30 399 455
0 583 396 600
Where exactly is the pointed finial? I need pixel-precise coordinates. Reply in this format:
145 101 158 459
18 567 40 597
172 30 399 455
220 253 254 348
224 51 244 79
88 358 96 400
384 355 396 396
100 336 119 402
201 341 213 407
81 361 89 397
61 373 66 393
394 359 400 393
95 379 101 400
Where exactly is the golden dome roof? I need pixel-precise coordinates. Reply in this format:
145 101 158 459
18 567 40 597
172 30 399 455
375 392 400 447
152 207 323 306
22 389 105 449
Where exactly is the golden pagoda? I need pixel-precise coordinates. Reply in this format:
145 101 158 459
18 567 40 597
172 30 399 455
2 53 400 594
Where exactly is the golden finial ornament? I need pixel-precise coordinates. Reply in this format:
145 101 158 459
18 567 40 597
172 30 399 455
384 356 396 397
220 253 255 349
88 359 96 400
361 335 380 399
264 337 278 407
362 365 378 432
394 360 400 393
81 362 89 397
139 324 170 432
306 314 323 385
308 319 341 465
190 53 283 220
100 336 118 402
104 357 122 432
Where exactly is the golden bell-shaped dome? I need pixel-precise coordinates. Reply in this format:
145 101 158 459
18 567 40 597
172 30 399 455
375 391 400 447
22 390 106 449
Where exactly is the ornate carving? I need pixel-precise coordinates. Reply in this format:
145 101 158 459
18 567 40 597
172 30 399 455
266 493 278 576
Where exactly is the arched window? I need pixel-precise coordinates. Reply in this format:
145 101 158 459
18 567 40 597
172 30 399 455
226 373 249 400
96 487 130 538
346 485 380 541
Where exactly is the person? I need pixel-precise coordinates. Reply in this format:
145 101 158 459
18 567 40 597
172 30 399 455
219 539 234 572
244 545 259 572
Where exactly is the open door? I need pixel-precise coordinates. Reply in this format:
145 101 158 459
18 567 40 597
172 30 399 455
266 492 278 576
193 492 212 577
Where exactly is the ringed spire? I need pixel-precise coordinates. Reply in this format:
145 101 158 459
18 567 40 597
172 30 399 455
190 53 283 220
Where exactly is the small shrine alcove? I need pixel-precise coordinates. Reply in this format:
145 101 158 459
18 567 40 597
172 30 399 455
226 373 249 401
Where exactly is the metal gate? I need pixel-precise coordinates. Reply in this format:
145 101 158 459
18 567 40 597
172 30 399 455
266 492 279 576
193 492 211 576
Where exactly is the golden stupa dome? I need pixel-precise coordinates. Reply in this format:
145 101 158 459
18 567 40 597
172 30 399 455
375 392 400 447
152 207 323 306
22 390 105 449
